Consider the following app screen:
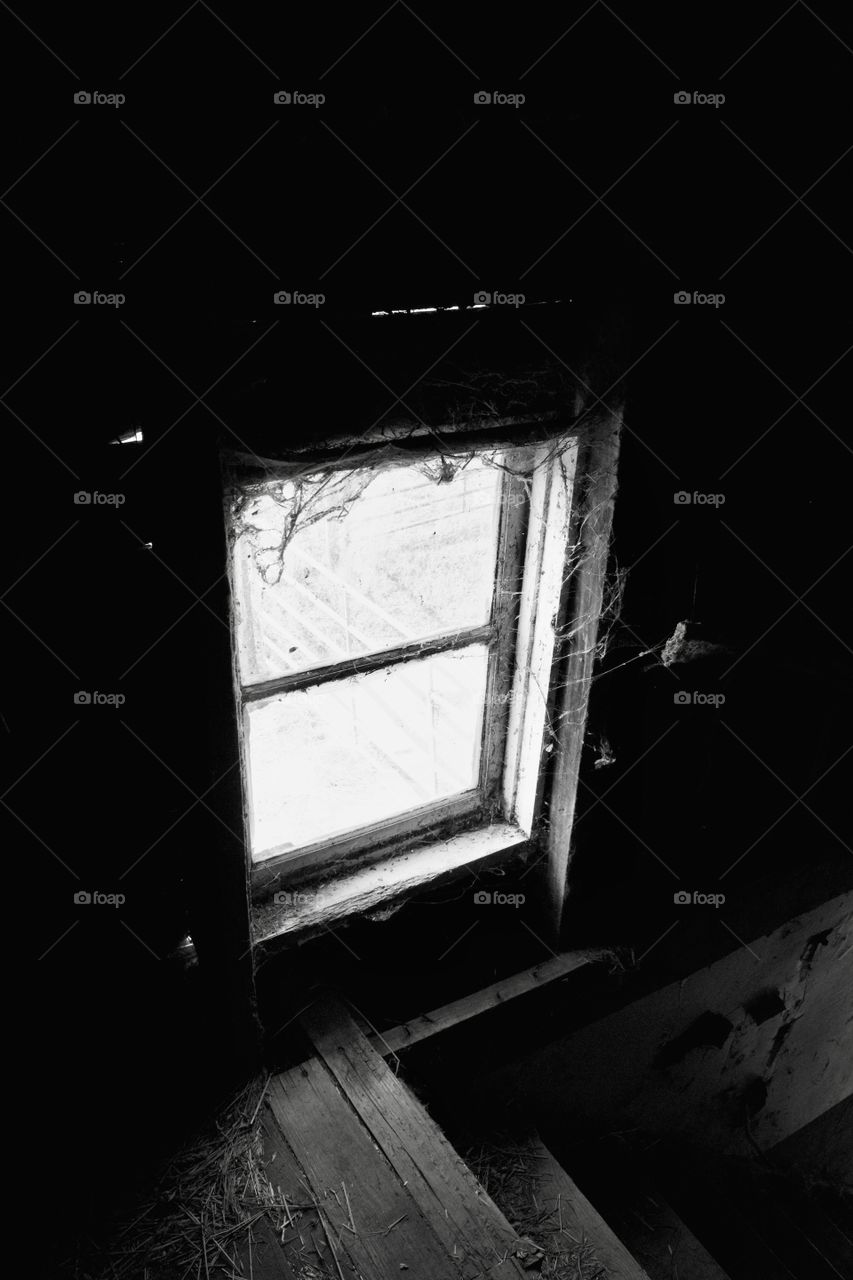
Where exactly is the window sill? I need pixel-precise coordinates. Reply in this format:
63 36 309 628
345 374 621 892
251 820 530 953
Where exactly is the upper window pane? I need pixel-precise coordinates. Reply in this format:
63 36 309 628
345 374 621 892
232 456 503 684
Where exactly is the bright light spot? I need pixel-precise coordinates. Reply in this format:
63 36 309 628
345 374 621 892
110 427 144 445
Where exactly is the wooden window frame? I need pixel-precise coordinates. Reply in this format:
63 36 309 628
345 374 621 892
224 415 620 943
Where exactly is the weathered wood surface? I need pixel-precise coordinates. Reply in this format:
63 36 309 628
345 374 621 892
551 1133 732 1280
489 893 853 1158
544 412 622 937
368 947 608 1055
661 1144 853 1280
300 994 530 1276
235 1217 303 1280
252 821 528 950
607 1195 732 1280
266 1059 460 1279
649 1144 813 1280
521 1130 652 1280
238 1113 330 1280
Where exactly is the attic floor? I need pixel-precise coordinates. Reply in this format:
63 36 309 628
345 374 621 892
250 994 536 1279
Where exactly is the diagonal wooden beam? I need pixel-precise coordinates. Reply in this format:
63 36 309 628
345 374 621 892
300 993 530 1275
367 947 610 1056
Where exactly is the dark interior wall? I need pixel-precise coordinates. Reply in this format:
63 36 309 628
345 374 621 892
5 1 851 1262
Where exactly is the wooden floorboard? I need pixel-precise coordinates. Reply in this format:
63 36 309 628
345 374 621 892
521 1131 653 1280
235 1217 303 1280
301 994 530 1276
648 1145 802 1280
549 1132 732 1280
266 1058 462 1279
677 1147 853 1280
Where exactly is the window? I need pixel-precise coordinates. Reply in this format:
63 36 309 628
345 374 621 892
226 433 580 901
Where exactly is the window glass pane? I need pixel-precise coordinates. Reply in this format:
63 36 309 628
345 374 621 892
233 457 503 683
244 645 488 860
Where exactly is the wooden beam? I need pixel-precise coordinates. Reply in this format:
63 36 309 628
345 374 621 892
368 947 609 1055
544 410 623 938
235 1217 303 1280
301 994 530 1275
266 1060 456 1279
520 1130 652 1280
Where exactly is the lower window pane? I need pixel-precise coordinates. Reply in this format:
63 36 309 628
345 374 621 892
245 644 488 861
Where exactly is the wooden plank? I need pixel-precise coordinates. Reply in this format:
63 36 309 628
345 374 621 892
236 1218 303 1280
238 1110 344 1279
266 1058 466 1280
684 1148 853 1280
522 1131 652 1280
650 1145 801 1280
301 995 529 1276
762 1181 853 1280
603 1197 732 1280
252 820 528 949
368 947 608 1055
771 1093 853 1187
544 411 622 937
552 1133 732 1280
